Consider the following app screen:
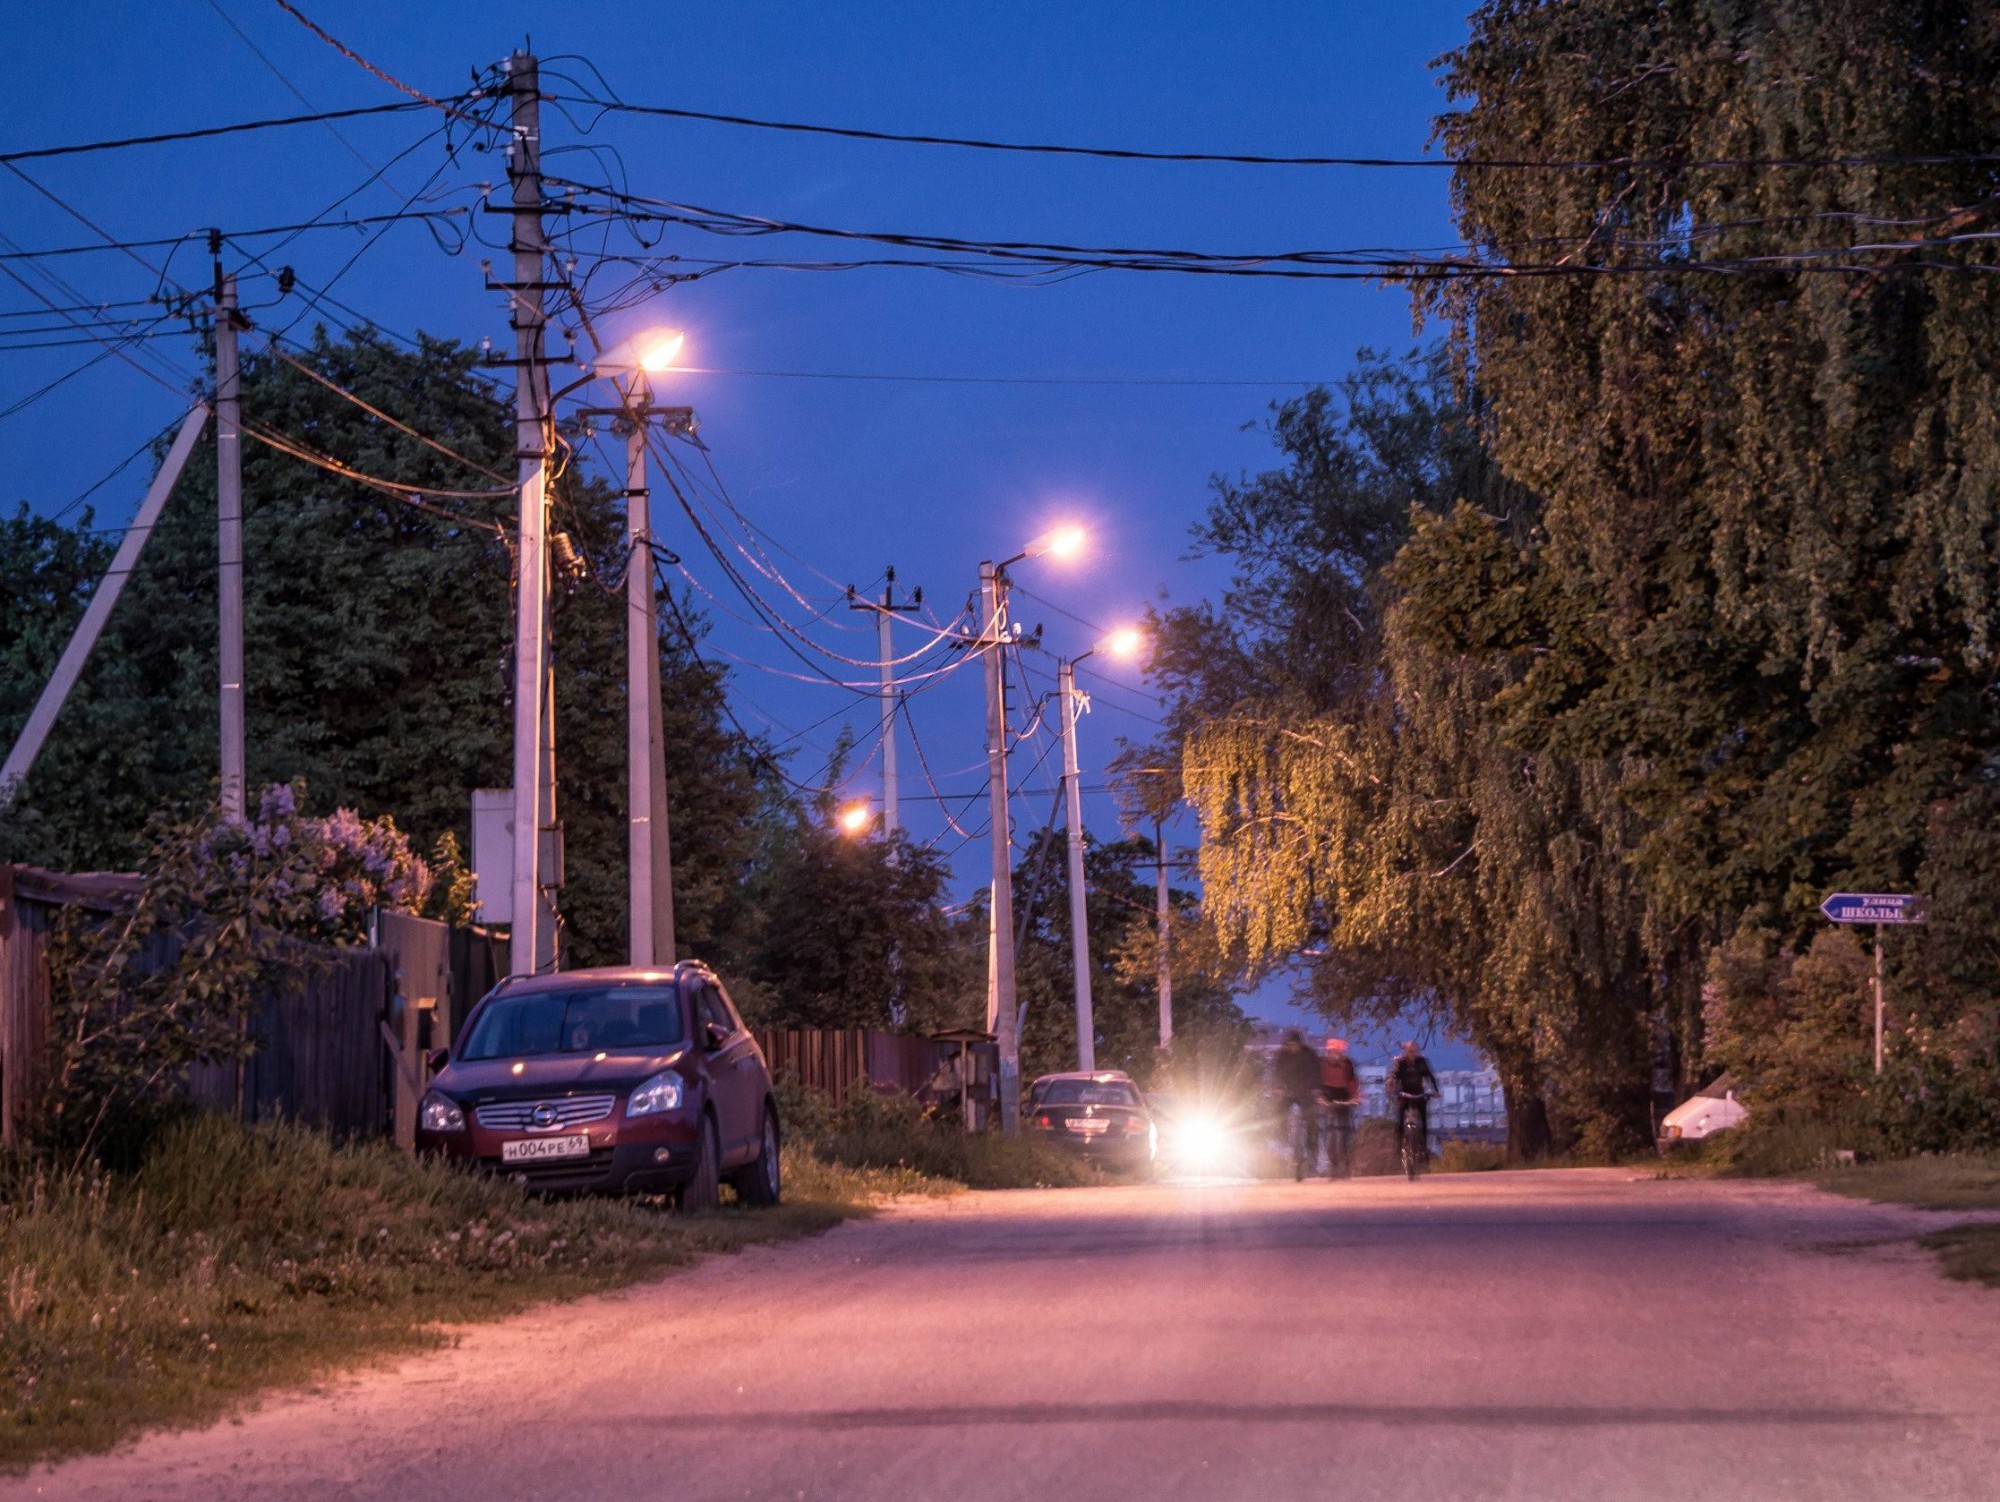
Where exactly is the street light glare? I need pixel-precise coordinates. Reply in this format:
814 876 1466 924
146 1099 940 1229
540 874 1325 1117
1043 524 1086 560
837 802 872 835
638 332 686 372
1105 626 1145 659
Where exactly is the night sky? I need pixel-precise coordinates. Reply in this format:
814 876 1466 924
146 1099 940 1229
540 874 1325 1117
3 2 1477 1061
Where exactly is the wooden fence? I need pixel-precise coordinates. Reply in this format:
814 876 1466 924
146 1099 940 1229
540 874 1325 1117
754 1026 998 1120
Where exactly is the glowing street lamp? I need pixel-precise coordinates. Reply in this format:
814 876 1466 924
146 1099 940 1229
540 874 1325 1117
837 802 873 836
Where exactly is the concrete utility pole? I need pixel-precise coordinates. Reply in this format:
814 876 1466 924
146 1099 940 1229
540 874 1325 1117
215 271 246 818
1155 820 1174 1050
505 52 558 976
0 406 210 810
980 561 1021 1131
849 568 921 837
623 375 675 968
1058 659 1095 1072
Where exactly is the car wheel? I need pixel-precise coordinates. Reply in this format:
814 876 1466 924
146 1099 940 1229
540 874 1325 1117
677 1114 720 1212
730 1105 782 1208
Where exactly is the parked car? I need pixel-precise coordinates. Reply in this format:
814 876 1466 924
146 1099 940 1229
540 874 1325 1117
415 962 780 1209
1659 1074 1748 1148
1025 1071 1156 1169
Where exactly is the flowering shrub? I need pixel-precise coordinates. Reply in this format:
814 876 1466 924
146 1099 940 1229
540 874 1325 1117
195 783 432 946
40 785 432 1163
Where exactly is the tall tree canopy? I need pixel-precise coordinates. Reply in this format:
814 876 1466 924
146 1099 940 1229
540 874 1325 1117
1150 1 2000 1155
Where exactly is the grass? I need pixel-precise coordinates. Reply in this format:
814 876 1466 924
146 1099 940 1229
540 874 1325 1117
1809 1150 2000 1291
1 1085 1107 1471
0 1115 887 1471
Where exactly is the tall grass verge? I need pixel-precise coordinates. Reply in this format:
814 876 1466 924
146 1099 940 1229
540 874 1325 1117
0 1115 858 1470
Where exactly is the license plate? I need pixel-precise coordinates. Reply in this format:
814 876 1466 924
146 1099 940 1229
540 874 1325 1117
1066 1118 1110 1134
500 1134 591 1163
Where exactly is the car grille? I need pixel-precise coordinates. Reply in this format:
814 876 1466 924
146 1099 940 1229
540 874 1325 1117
475 1094 618 1131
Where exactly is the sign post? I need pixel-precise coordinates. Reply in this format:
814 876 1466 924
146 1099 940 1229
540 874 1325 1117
1819 894 1926 1075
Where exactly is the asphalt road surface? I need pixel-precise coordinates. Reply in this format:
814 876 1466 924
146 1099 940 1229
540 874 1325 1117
12 1170 2000 1501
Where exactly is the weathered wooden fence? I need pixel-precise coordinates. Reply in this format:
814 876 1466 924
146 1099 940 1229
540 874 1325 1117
754 1025 998 1121
0 865 505 1147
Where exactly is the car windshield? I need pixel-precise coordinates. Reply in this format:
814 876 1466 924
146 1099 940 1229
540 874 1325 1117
1038 1080 1140 1107
457 985 684 1060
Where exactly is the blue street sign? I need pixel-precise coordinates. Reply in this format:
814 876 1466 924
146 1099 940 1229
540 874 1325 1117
1820 893 1926 925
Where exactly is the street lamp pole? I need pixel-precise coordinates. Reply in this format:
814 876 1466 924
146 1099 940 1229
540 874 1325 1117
623 374 675 967
980 559 1021 1132
1059 655 1094 1072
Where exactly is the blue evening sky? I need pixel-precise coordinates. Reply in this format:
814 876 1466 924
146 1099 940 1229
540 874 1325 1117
2 3 1476 1061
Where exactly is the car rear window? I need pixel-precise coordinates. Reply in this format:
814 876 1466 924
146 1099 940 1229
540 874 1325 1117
1038 1080 1140 1107
457 985 685 1060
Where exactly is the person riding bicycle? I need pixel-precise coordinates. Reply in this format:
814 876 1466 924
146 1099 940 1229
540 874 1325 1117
1386 1040 1441 1165
1319 1037 1360 1178
1274 1030 1321 1178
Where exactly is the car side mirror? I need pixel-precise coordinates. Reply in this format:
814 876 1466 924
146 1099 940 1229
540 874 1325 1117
425 1048 449 1073
703 1020 730 1052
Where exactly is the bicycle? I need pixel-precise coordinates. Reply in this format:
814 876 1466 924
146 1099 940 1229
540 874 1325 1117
1396 1092 1429 1180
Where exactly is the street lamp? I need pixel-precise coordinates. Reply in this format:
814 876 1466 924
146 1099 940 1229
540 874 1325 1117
979 527 1088 1134
837 802 873 836
1059 626 1145 1072
562 327 695 971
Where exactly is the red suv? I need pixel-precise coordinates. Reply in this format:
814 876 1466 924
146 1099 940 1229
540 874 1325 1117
415 963 780 1209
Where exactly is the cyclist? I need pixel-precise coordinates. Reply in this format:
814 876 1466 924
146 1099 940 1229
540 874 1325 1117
1273 1030 1321 1180
1386 1040 1441 1175
1319 1037 1360 1178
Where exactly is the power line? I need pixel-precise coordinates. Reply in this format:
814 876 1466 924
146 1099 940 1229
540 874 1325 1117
679 365 1330 389
557 178 2000 283
555 93 2000 173
269 0 502 133
0 102 426 166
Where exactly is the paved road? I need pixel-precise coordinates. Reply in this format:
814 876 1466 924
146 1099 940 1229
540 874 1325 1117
12 1170 2000 1501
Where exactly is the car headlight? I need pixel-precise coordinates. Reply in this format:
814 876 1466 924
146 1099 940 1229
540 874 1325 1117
419 1091 465 1132
626 1069 684 1117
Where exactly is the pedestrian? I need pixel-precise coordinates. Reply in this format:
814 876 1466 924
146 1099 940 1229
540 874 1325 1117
1274 1029 1321 1179
1319 1037 1360 1178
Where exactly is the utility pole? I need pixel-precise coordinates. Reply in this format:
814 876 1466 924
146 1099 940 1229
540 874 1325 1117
980 560 1021 1132
504 51 557 976
1058 658 1095 1071
214 269 245 818
1155 820 1173 1050
623 375 675 967
849 568 921 837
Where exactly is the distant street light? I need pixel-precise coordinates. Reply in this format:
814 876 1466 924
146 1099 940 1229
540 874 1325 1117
838 802 873 836
1059 626 1146 1072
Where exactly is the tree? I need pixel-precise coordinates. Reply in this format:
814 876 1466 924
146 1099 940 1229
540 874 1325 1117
733 815 983 1033
0 327 774 969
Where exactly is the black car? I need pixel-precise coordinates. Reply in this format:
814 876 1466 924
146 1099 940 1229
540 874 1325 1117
1025 1071 1156 1168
